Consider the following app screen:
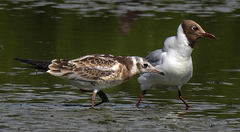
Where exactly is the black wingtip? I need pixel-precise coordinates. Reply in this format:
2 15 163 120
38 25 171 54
14 57 51 70
13 58 30 63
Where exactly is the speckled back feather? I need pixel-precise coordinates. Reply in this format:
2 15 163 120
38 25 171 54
48 54 129 82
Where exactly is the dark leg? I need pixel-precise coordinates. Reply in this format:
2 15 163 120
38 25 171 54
80 89 109 107
93 90 109 107
178 90 189 107
64 90 108 108
136 90 147 108
97 90 109 102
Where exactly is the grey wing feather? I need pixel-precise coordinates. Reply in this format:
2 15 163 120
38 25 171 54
146 49 164 66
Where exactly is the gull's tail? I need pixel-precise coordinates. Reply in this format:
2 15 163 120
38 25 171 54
14 58 51 70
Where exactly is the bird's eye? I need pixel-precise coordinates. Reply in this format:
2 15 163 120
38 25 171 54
143 63 148 68
191 26 198 31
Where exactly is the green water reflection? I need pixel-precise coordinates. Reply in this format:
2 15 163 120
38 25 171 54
0 0 240 131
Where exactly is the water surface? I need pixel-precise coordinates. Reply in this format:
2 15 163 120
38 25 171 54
0 0 240 131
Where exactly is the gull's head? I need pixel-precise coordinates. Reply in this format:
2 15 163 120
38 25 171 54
180 20 216 48
135 57 164 75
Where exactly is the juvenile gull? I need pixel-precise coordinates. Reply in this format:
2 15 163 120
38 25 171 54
15 54 164 108
47 54 164 108
137 20 216 108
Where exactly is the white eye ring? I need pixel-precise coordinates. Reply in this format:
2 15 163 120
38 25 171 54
191 26 197 31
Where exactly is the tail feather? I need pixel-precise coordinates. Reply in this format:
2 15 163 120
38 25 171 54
14 58 51 70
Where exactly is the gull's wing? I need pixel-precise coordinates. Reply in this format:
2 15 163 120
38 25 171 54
146 49 165 67
48 54 121 82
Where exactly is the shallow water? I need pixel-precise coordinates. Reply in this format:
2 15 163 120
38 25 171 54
0 0 240 131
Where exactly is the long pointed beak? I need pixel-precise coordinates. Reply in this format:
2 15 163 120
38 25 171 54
202 32 216 39
151 69 165 75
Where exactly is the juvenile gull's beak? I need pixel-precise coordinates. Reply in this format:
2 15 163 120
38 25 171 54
202 32 216 39
151 69 165 75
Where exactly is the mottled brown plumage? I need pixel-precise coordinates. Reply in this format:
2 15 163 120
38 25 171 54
47 54 164 108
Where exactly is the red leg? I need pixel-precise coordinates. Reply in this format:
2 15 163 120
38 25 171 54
178 90 189 107
136 90 146 108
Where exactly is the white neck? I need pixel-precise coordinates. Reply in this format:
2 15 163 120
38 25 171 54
163 24 193 61
129 57 139 75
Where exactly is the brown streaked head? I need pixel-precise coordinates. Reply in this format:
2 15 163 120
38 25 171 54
181 20 216 48
136 58 165 75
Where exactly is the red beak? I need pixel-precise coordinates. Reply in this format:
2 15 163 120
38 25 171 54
203 32 216 39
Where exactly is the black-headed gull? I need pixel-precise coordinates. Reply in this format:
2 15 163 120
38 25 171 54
137 20 216 108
